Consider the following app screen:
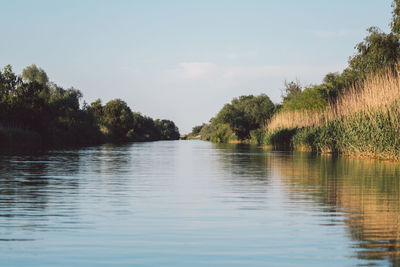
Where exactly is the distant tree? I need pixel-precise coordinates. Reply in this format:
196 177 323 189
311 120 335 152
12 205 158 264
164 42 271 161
348 27 400 81
88 99 104 120
0 65 20 96
316 72 347 101
282 80 302 103
215 94 275 140
0 64 180 146
103 99 134 141
191 124 205 136
22 64 48 85
281 85 327 112
130 112 161 141
199 123 217 141
155 119 180 140
391 0 400 34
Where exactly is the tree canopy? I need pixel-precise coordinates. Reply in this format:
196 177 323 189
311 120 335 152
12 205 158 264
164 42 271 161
0 64 180 147
214 94 275 140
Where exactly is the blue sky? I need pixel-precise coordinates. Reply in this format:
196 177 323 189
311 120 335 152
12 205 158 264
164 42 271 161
0 0 393 133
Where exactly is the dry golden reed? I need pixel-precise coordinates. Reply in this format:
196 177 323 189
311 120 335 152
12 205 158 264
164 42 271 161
267 68 400 131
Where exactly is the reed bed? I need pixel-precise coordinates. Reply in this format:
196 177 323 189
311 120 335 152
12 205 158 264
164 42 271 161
265 69 400 160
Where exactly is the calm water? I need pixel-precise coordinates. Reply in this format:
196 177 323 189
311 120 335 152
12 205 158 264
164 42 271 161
1 141 400 266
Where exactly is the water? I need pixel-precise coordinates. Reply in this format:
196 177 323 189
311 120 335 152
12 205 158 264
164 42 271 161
0 140 400 266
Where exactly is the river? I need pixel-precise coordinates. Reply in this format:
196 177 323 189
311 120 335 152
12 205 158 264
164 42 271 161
0 140 399 266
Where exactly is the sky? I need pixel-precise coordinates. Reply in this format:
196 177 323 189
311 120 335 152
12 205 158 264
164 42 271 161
0 0 393 133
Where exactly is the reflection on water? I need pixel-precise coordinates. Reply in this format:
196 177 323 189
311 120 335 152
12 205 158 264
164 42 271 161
272 152 400 265
0 141 399 266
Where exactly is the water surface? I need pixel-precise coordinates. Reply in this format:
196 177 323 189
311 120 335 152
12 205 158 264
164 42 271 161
1 141 400 266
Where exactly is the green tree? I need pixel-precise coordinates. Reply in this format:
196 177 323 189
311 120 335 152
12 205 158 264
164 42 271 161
88 99 104 121
215 94 275 140
155 119 180 140
318 72 347 101
191 124 205 136
348 27 400 81
391 0 400 34
281 85 327 112
102 99 134 141
129 112 161 141
282 80 302 103
21 64 49 85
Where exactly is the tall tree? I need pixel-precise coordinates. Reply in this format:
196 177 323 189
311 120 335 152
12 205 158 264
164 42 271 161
282 80 302 103
348 27 400 81
102 99 134 141
391 0 400 34
21 64 49 85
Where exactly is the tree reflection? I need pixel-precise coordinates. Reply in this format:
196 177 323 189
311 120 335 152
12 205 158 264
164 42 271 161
272 151 400 265
0 150 81 235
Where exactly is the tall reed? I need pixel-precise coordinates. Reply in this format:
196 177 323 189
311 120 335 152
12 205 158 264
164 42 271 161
265 68 400 160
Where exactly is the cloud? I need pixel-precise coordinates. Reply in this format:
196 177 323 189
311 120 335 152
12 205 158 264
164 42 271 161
165 62 217 81
312 29 350 38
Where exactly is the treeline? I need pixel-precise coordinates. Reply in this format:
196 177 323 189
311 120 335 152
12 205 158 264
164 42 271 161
187 94 275 143
0 64 179 148
189 0 400 160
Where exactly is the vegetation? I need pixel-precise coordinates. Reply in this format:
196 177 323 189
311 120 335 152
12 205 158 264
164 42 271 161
266 70 400 160
0 64 180 149
192 0 400 160
189 94 275 143
261 0 400 160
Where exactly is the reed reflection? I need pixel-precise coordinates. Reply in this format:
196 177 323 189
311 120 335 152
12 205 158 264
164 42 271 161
212 143 272 208
272 152 400 264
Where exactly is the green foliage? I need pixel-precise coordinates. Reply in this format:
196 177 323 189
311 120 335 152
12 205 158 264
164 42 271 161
281 80 302 103
130 112 159 141
0 64 180 148
155 119 180 140
319 72 347 101
210 124 234 143
249 129 266 145
391 0 400 34
265 98 400 160
348 27 400 81
215 94 275 140
102 99 134 141
199 123 217 141
281 85 327 112
88 99 103 120
22 64 48 85
191 124 205 136
264 128 297 150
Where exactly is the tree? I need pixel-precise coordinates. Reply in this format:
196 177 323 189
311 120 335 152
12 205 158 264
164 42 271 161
129 112 161 141
155 119 180 140
88 99 104 121
281 85 327 112
282 80 302 103
215 94 275 140
102 99 134 141
191 124 205 136
22 64 48 85
348 27 400 81
391 0 400 35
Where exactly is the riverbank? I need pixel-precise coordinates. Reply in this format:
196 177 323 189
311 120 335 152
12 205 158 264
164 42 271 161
262 70 400 161
0 64 180 151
